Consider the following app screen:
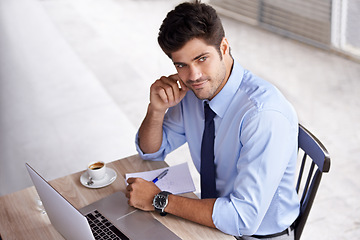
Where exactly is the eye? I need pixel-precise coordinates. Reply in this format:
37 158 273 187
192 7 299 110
199 56 207 62
175 63 187 69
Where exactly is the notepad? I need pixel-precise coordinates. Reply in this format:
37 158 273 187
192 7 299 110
125 163 196 195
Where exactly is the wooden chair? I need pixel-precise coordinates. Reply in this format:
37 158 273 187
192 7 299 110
294 124 331 239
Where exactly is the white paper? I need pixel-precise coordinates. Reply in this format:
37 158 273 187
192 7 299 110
125 163 196 195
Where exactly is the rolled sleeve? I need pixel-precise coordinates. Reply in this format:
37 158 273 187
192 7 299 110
135 131 168 161
213 197 244 236
213 195 263 236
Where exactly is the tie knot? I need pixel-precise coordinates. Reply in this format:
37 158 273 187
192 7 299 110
204 103 216 123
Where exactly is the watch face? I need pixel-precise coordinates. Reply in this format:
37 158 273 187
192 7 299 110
154 195 167 208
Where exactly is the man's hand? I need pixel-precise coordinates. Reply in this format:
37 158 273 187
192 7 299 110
126 178 216 229
137 74 188 154
125 178 161 211
149 74 189 114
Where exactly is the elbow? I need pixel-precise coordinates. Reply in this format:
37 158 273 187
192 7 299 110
237 207 263 236
239 221 261 236
213 198 263 236
214 212 261 237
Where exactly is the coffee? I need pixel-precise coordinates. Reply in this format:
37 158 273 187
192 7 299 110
89 162 104 170
87 161 107 181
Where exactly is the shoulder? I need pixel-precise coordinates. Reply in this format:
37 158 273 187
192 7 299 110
235 69 298 128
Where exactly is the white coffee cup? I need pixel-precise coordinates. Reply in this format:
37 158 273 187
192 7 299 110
87 161 106 181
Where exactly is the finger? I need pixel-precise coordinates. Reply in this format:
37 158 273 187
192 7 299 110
178 78 188 91
164 85 176 104
125 184 132 192
157 88 169 103
128 199 134 207
166 75 181 102
164 75 186 103
159 76 177 104
178 79 189 99
127 178 140 185
151 79 171 104
126 177 136 184
169 75 188 102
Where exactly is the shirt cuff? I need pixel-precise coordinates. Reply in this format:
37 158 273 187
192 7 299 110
212 197 243 236
135 131 167 161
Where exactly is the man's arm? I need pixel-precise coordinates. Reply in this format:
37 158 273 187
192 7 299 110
138 74 188 153
166 194 216 228
137 104 166 154
126 178 216 228
130 74 212 226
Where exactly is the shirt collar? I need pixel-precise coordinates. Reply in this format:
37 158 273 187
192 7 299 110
205 61 244 118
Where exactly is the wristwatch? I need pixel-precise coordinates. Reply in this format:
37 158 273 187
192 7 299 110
153 191 172 216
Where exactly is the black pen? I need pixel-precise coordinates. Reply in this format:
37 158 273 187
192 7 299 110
152 169 169 183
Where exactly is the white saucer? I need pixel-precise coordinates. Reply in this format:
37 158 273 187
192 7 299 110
80 168 117 189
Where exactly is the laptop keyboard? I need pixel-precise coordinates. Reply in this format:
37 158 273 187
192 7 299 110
86 210 129 240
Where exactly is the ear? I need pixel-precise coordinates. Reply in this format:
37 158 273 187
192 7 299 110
220 37 230 55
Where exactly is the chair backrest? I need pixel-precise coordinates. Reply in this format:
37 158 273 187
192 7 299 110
294 124 331 240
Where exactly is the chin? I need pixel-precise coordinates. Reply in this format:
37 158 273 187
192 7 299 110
193 91 212 101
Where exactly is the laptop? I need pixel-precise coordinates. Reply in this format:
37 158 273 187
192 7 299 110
26 163 181 240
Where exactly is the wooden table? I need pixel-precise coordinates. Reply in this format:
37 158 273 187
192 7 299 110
0 155 233 239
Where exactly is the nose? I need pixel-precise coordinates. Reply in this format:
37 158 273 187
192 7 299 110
188 65 202 81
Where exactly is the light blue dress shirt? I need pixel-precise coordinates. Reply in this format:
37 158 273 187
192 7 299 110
135 61 300 236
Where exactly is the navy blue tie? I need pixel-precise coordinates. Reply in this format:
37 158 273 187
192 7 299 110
200 102 217 199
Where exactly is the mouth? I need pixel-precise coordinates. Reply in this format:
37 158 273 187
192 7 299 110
189 79 208 90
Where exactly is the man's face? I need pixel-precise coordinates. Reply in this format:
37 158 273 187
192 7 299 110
171 38 227 100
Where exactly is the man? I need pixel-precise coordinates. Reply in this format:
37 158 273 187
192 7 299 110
125 1 300 239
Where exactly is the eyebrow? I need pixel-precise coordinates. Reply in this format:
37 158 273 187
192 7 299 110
173 52 210 66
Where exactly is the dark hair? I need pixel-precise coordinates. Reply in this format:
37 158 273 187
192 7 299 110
158 0 225 58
